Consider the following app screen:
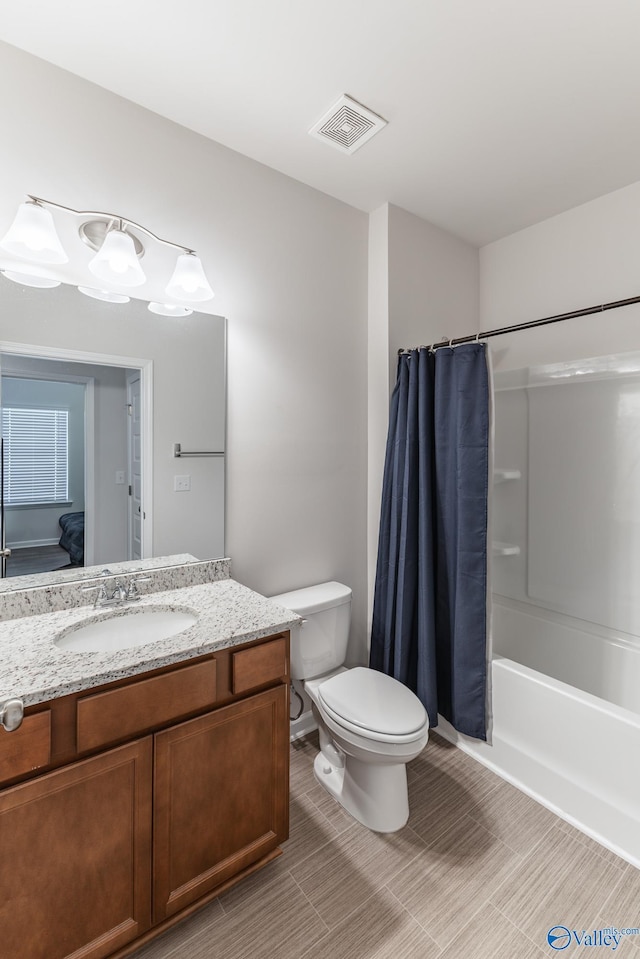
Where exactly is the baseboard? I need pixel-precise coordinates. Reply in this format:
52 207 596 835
289 710 317 742
8 538 60 549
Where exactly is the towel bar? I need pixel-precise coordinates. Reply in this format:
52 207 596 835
173 443 224 458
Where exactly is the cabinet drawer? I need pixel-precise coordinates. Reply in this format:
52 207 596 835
0 711 51 783
77 658 217 752
231 637 288 694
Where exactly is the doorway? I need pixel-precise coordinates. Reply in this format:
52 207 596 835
0 345 152 579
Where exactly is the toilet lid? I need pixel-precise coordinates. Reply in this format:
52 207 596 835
317 667 427 736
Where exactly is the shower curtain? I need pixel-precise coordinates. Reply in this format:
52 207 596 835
370 342 491 740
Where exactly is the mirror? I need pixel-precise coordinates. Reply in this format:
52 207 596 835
0 275 226 589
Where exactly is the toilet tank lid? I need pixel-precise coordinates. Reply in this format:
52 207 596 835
269 581 352 615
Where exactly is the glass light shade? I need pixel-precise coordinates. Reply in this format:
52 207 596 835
1 269 61 288
148 302 193 317
88 229 146 287
0 202 68 264
165 253 214 302
78 286 130 303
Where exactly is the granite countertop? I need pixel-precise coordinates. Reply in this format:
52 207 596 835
0 578 300 707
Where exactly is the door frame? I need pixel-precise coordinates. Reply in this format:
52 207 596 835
0 367 95 565
0 341 153 560
126 369 142 561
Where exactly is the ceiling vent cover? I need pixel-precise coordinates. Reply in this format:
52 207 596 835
309 94 387 155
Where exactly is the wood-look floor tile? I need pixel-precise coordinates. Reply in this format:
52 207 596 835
290 820 428 929
300 887 441 959
491 824 625 953
387 814 522 949
407 758 499 847
289 733 319 791
280 787 349 869
556 818 631 870
409 731 494 782
127 899 224 959
438 902 546 959
465 776 558 856
217 856 289 914
179 871 328 959
303 781 357 834
595 864 640 956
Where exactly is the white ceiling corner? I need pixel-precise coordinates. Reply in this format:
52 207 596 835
1 0 640 246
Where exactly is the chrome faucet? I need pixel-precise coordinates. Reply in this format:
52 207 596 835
111 579 128 603
81 573 152 608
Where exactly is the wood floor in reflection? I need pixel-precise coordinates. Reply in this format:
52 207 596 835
131 730 640 959
6 544 72 576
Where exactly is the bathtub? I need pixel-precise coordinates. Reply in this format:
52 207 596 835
438 609 640 868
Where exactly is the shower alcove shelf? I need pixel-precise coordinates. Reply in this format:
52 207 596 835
494 468 521 484
492 542 521 557
492 468 521 557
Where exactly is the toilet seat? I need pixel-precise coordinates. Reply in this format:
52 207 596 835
317 667 428 745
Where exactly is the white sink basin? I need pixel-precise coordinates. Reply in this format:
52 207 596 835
55 606 198 653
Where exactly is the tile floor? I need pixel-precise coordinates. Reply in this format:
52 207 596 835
131 731 640 959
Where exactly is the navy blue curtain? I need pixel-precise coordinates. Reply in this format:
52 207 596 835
370 342 490 740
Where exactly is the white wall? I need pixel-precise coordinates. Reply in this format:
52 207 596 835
480 180 640 369
367 205 390 631
388 204 479 368
367 203 479 627
0 43 369 659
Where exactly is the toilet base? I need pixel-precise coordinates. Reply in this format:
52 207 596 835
313 750 410 833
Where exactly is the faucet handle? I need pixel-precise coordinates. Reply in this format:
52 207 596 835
126 576 152 600
81 583 109 607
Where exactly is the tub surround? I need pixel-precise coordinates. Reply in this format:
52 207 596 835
0 563 300 707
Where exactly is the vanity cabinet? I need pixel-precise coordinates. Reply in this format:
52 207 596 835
0 632 289 959
154 684 288 922
0 738 152 959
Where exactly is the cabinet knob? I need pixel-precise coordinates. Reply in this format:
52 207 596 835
0 698 24 732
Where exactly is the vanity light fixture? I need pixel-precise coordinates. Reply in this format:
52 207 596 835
77 286 130 304
166 253 214 303
0 195 215 307
148 302 193 317
0 268 61 288
87 224 146 287
0 199 68 263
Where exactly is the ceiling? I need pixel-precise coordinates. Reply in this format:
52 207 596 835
1 0 640 246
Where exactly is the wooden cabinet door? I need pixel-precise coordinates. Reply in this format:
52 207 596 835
153 684 289 921
0 738 152 959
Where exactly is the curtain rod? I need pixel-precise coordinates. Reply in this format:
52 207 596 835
398 294 640 354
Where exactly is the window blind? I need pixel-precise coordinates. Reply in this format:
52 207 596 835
2 407 69 505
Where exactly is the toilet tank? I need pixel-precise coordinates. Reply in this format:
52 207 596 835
269 582 352 680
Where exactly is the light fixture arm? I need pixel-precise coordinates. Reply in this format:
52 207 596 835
26 194 196 255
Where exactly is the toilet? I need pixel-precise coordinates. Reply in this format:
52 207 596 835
270 581 429 832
